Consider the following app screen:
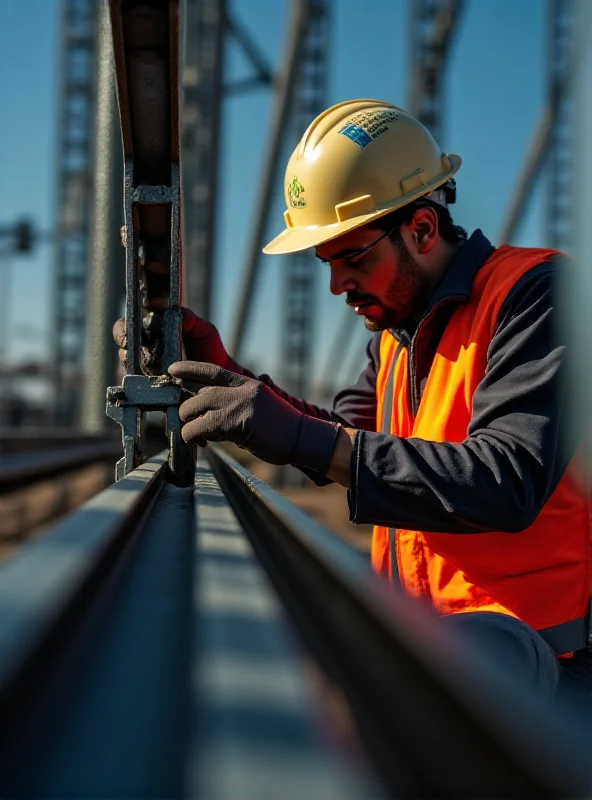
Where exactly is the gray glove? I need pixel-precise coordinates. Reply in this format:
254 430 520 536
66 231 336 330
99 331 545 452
168 361 341 472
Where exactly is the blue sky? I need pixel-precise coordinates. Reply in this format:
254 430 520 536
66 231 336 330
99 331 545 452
0 0 548 387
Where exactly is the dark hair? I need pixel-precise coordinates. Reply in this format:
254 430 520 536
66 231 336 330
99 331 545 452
372 192 468 245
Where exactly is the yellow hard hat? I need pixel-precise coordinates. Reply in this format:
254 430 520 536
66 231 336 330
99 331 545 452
263 99 461 256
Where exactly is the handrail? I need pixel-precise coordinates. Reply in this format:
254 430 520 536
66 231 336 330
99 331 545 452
0 429 118 454
0 445 590 798
0 439 122 494
0 453 377 799
206 445 592 799
0 454 167 719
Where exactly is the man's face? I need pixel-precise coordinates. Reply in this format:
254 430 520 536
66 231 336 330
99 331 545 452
315 224 432 332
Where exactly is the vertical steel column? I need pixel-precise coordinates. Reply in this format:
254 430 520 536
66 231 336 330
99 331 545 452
51 0 99 426
280 0 330 398
572 0 592 266
229 0 309 358
181 0 226 318
562 0 592 461
82 1 124 432
546 0 574 253
498 0 578 245
407 0 464 142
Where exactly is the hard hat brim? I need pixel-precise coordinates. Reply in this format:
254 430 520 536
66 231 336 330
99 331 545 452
262 154 461 256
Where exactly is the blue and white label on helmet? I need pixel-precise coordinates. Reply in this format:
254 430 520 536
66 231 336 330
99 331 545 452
338 123 373 149
338 109 401 149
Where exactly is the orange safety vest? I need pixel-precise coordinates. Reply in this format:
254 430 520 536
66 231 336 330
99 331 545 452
373 245 592 654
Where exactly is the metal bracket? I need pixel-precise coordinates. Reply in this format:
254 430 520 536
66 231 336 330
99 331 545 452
106 373 193 482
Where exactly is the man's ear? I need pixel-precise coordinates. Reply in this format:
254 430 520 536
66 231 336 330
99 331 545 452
408 207 438 253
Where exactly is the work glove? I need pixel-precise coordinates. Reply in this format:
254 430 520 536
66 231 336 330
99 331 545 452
112 307 237 375
168 361 341 472
116 225 237 374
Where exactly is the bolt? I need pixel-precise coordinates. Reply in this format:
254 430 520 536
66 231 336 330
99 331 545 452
108 388 127 402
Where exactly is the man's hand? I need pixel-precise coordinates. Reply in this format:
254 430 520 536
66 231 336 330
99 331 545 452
113 308 234 375
168 361 341 472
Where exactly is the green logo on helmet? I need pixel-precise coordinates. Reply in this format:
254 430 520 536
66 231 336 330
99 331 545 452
288 175 306 208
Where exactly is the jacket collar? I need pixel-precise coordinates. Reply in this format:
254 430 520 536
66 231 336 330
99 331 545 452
425 228 495 309
392 229 495 340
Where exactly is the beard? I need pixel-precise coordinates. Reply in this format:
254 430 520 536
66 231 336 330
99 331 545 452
349 241 431 333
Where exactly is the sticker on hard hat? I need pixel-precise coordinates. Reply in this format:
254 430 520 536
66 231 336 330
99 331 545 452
338 109 400 149
288 175 306 208
339 123 372 148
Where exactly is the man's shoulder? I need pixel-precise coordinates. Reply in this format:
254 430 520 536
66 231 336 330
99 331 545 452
476 244 559 296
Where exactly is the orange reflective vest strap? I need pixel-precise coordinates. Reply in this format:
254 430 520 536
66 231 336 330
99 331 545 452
379 341 403 583
372 335 408 578
371 245 592 655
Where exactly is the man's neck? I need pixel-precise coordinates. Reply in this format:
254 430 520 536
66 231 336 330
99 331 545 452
427 239 462 293
404 240 462 328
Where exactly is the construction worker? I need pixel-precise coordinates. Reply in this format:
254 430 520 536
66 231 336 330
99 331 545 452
114 99 592 700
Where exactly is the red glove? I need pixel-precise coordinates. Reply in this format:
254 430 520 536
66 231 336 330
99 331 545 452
112 307 239 374
180 308 233 368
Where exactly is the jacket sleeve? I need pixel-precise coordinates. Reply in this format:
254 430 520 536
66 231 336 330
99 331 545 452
246 332 380 429
330 333 380 431
348 260 588 532
242 334 380 486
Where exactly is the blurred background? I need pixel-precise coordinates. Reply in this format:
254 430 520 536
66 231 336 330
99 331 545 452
0 0 590 545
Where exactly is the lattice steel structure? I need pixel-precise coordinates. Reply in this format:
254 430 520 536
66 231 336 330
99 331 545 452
407 0 464 142
51 0 99 426
181 0 226 318
547 0 574 253
182 0 274 318
280 0 331 398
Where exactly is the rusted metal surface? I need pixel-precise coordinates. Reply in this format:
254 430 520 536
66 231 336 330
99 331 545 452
106 1 193 483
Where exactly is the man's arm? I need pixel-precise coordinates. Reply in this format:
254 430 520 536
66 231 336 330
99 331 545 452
285 333 380 485
166 331 380 480
248 332 380 430
338 261 588 532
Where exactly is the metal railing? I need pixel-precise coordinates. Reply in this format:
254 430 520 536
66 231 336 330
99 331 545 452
0 436 121 494
0 447 589 798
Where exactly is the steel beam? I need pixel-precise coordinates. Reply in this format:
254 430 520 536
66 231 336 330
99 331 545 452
0 447 591 795
280 0 331 398
82 0 124 433
498 0 579 244
407 0 465 142
229 0 309 359
223 6 273 90
0 439 120 494
181 0 226 318
546 0 574 253
50 0 99 426
560 0 592 463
